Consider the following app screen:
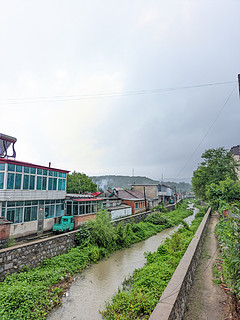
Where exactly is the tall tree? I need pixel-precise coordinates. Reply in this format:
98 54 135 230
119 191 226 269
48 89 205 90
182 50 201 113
192 147 238 199
67 171 97 193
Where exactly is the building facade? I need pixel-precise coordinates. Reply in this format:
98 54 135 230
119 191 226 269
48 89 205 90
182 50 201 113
0 158 68 238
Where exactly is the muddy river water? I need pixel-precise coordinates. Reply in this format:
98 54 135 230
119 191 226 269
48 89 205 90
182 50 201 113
48 205 198 320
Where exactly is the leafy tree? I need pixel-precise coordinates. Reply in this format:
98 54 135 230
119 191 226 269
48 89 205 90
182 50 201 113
192 147 238 200
206 177 240 210
67 171 97 193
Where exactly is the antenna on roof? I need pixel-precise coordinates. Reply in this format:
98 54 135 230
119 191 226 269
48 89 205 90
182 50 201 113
0 133 17 159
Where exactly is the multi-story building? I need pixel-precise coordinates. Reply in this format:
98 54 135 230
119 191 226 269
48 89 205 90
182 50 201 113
0 158 69 239
231 145 240 180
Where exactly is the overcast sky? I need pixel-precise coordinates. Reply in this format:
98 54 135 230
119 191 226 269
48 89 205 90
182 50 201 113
0 0 240 182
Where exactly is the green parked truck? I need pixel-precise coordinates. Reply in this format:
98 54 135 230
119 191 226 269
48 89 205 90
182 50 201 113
52 216 74 233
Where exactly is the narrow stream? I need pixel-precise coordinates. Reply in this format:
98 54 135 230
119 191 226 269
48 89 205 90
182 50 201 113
48 205 198 320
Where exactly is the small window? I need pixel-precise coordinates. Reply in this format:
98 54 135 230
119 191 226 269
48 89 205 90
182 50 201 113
8 164 15 172
37 176 42 190
7 173 14 189
0 163 5 171
0 172 4 189
42 177 47 190
37 168 43 175
24 166 30 173
48 171 53 176
23 175 29 189
15 174 22 189
30 167 36 174
48 178 53 190
29 175 35 190
16 165 22 172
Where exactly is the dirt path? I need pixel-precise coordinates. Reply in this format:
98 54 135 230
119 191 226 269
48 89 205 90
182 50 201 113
183 212 228 320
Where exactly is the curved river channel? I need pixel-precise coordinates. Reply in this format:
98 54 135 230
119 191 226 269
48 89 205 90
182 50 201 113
48 205 198 320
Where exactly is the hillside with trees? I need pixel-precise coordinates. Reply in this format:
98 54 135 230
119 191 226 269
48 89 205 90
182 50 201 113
91 175 191 193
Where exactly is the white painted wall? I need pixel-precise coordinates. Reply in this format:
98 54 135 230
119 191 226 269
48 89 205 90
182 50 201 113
0 190 66 201
110 207 132 220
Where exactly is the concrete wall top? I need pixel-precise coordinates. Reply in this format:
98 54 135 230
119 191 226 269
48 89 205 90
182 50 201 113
149 207 211 320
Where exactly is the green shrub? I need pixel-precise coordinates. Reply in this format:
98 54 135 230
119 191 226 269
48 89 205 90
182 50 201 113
145 212 173 227
74 223 91 248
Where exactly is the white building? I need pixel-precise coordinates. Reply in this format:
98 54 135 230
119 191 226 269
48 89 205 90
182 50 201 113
0 158 69 239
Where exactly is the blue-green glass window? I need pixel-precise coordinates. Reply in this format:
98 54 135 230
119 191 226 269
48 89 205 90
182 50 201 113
30 167 36 174
7 208 14 222
7 173 14 189
42 170 47 176
45 205 54 218
7 201 15 207
29 175 35 190
53 171 58 177
0 163 5 171
59 172 63 177
37 168 42 175
53 178 57 190
32 207 37 220
56 204 63 217
7 207 22 223
15 174 22 189
48 171 53 176
48 178 53 190
24 166 30 173
37 176 42 190
62 173 66 178
42 177 47 190
62 179 66 191
0 172 4 189
58 179 62 190
8 164 15 172
16 165 22 172
24 207 31 222
23 175 29 189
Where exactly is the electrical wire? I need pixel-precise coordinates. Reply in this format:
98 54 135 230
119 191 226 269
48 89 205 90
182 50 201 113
176 84 238 178
0 80 237 105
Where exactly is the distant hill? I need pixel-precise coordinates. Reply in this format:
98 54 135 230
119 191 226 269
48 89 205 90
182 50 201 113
91 175 191 193
91 175 158 191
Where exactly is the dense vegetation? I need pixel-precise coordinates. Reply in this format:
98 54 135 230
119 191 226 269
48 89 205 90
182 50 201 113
192 147 238 201
67 171 97 193
0 201 193 320
215 204 240 298
191 147 240 303
101 206 206 319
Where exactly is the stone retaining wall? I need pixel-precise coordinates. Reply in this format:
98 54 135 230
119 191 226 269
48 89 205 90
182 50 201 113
149 207 211 320
0 231 78 280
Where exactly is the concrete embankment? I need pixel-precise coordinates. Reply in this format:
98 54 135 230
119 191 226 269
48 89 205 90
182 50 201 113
149 207 211 320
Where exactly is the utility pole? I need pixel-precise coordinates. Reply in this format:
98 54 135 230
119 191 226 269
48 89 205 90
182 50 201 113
144 186 148 211
238 74 240 98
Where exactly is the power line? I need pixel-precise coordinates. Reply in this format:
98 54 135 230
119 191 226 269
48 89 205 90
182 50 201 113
177 84 238 178
0 80 237 105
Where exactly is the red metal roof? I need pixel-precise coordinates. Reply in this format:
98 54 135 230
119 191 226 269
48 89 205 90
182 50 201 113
0 158 69 173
